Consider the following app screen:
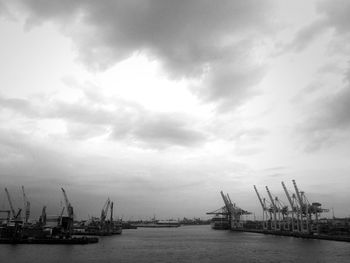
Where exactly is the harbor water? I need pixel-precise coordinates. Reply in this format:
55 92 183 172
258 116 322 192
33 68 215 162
1 225 350 263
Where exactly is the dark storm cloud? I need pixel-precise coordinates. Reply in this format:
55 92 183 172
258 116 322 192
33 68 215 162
0 93 206 148
12 0 274 110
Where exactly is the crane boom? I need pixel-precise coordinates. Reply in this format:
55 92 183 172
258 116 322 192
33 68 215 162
4 188 16 217
220 191 230 209
61 188 73 218
226 194 233 204
292 180 303 207
265 186 276 208
101 198 111 222
281 181 294 209
22 186 30 223
254 185 265 210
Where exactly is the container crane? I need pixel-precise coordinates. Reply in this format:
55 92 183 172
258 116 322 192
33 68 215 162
292 180 310 233
226 193 251 229
206 206 229 216
219 191 250 229
22 186 30 223
254 185 269 230
274 196 289 230
265 186 279 230
282 181 300 232
220 191 232 214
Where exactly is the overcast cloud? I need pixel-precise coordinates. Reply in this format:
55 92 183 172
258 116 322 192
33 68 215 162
1 0 350 219
8 0 276 111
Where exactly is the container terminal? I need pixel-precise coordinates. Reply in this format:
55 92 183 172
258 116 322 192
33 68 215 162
208 180 350 242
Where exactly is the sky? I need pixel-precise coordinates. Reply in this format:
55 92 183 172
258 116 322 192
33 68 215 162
0 0 350 220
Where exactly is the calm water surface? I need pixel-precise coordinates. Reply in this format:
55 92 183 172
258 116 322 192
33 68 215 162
1 225 350 263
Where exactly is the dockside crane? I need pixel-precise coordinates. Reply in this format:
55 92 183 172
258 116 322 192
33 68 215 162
265 186 279 230
21 186 30 224
292 180 310 233
220 191 232 213
254 185 270 230
61 188 74 219
219 191 250 229
274 197 289 230
4 188 21 220
100 198 111 224
206 206 229 216
60 188 74 237
282 181 299 232
226 193 251 229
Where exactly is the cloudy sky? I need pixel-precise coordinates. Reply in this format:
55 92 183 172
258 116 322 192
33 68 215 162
1 0 350 220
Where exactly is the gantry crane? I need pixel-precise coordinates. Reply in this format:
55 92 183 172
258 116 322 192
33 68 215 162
254 185 270 230
22 186 30 224
228 193 250 229
265 186 280 230
292 180 310 233
219 191 250 229
282 181 300 232
274 196 289 230
292 180 329 233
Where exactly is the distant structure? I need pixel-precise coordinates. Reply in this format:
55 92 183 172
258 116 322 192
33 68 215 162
207 191 250 230
211 180 350 242
254 180 329 234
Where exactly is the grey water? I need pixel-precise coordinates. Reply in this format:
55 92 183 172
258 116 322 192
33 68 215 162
1 225 350 263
